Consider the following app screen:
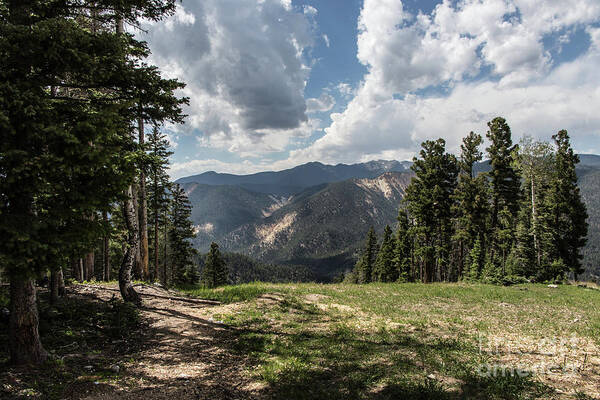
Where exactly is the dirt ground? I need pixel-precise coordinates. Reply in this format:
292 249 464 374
64 284 262 400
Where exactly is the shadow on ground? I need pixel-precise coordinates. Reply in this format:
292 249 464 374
0 285 559 399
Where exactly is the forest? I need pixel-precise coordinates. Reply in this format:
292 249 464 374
347 121 588 286
1 1 599 399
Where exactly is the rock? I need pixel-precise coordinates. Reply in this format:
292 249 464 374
83 365 94 372
109 364 120 374
427 374 436 380
547 284 558 288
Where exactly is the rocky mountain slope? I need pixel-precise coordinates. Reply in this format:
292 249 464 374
179 157 600 280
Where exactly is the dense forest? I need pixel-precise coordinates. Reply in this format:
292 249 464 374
347 120 588 285
0 0 195 365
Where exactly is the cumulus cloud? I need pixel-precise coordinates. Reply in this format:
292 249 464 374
306 92 335 113
290 0 600 165
140 0 317 154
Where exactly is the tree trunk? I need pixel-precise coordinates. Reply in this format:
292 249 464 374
163 208 168 287
57 268 65 296
103 210 110 281
50 269 59 304
139 116 149 280
84 251 94 281
154 207 159 282
9 274 48 365
119 185 141 305
132 184 144 279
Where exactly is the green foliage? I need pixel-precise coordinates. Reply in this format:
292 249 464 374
354 227 378 284
393 209 412 282
201 242 228 288
452 131 490 280
405 138 458 282
551 130 589 277
372 225 395 282
195 251 315 284
168 184 197 285
0 0 187 283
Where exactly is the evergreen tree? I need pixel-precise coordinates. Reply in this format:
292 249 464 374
507 205 536 278
452 132 489 279
373 225 396 282
486 117 521 277
168 184 197 285
0 0 183 365
551 130 588 278
405 139 458 282
466 239 483 281
393 209 413 282
201 242 228 288
514 136 555 272
355 227 378 284
147 126 173 284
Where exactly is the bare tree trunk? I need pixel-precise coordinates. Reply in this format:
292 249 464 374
9 274 47 365
132 184 143 279
163 208 168 287
84 251 95 281
154 207 159 282
50 269 59 304
139 116 149 280
57 268 65 296
103 210 110 281
119 185 141 305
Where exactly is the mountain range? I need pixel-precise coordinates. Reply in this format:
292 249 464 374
177 156 600 281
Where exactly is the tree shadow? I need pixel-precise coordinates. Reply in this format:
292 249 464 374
0 286 555 400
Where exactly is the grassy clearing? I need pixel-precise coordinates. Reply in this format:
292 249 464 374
185 282 600 399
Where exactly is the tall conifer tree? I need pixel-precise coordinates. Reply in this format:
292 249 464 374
405 139 458 282
373 225 396 282
168 184 197 285
551 130 588 278
355 227 378 284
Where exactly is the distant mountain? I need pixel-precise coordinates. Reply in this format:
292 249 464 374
179 157 600 281
183 172 412 280
176 160 412 195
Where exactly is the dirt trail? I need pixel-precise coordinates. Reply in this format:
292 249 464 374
71 284 261 400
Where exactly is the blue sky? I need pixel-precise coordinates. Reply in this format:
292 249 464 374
140 0 600 178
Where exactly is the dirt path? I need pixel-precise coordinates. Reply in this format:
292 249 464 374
71 284 261 400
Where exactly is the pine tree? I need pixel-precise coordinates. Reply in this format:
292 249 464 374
514 136 555 273
168 184 197 285
452 132 489 279
405 139 458 282
355 227 378 284
551 130 588 278
147 126 173 283
201 242 228 288
373 225 396 282
0 0 183 365
486 117 521 277
393 209 413 282
507 205 536 278
466 239 483 281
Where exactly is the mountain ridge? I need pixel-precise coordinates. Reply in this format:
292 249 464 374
178 156 600 280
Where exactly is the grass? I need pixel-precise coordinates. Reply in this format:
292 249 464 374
182 282 600 399
177 281 279 303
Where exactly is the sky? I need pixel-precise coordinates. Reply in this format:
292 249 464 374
139 0 600 179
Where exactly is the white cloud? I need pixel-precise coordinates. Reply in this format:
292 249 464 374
322 34 330 47
289 0 600 165
140 0 317 156
303 5 317 16
306 92 335 113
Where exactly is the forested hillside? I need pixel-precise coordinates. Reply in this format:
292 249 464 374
181 156 600 281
